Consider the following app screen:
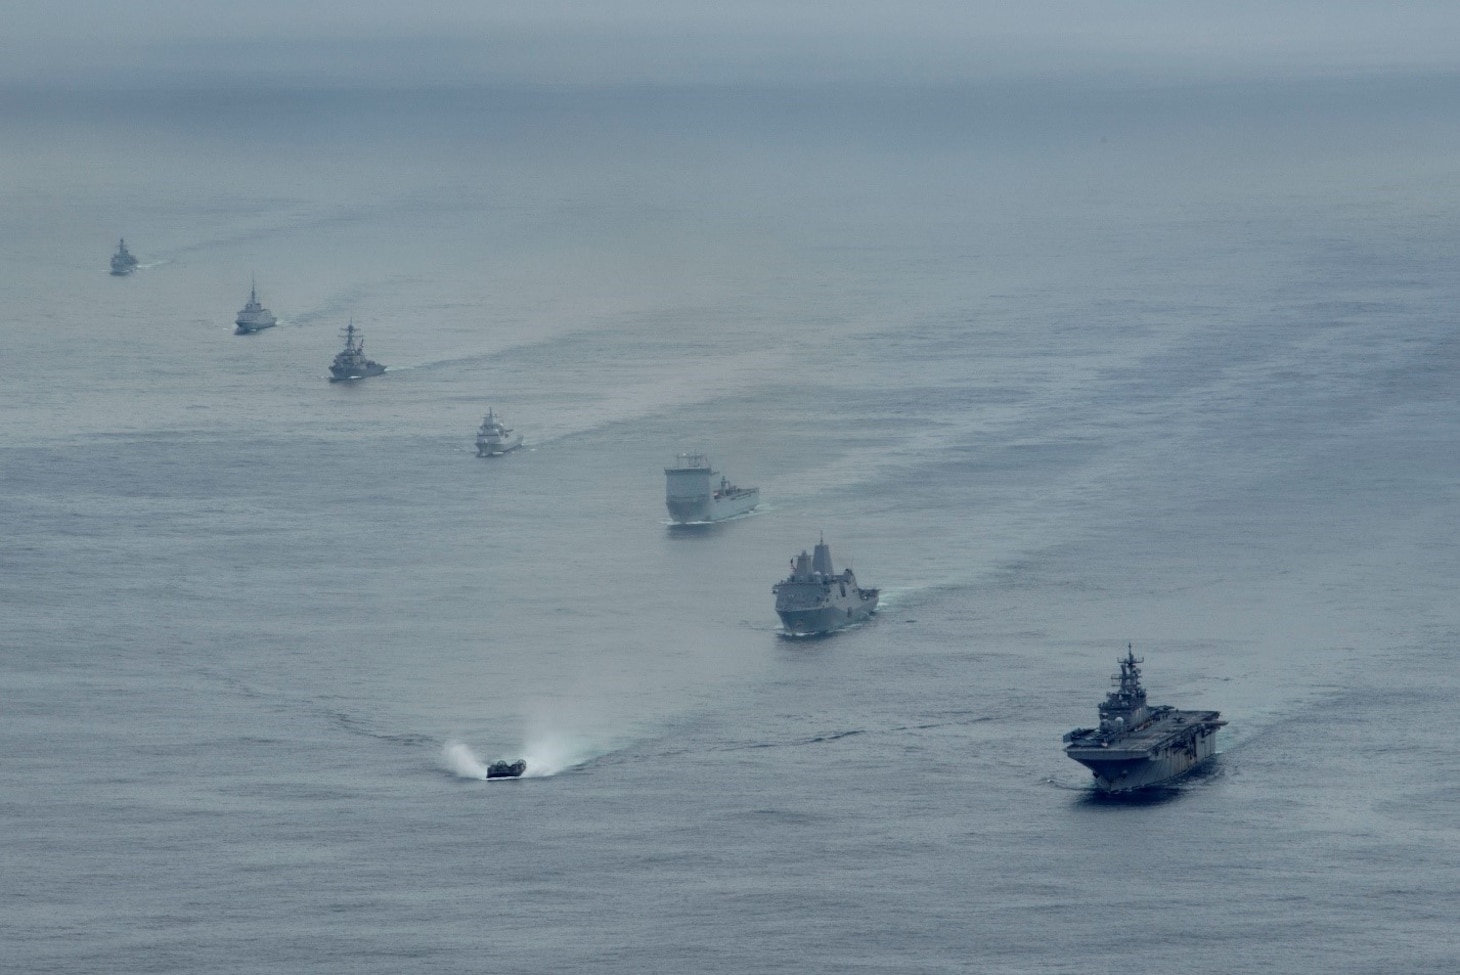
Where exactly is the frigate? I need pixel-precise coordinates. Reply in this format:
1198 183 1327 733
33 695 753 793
475 408 523 456
664 453 759 523
772 537 879 635
328 322 385 381
234 278 277 334
486 760 526 779
1063 647 1224 793
110 238 138 276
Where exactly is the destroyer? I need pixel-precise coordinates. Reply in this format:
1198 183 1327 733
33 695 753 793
1063 647 1224 793
665 453 759 523
486 760 527 779
110 238 138 276
234 278 278 334
328 321 385 381
475 408 523 456
772 536 878 635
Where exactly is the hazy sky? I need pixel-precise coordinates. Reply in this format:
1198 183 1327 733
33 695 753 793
5 2 1460 86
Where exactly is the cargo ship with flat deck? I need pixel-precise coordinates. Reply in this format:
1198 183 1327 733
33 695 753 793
664 453 759 524
1063 647 1224 793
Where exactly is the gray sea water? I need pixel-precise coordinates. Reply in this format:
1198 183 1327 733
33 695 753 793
3 75 1459 973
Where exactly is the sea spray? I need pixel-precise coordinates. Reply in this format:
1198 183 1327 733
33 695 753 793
518 729 609 777
442 740 488 779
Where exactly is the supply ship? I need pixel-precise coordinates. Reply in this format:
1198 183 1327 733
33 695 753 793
1063 647 1224 793
664 453 759 524
772 537 878 635
328 322 385 381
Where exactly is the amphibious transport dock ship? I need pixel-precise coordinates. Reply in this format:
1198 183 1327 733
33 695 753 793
1063 647 1224 793
328 322 385 381
664 453 759 524
234 279 277 334
110 239 138 276
772 537 878 635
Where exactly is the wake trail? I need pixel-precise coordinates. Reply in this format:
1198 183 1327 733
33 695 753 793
442 733 618 781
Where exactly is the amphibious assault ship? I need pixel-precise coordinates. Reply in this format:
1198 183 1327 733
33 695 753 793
1063 647 1224 793
475 408 523 456
328 322 385 381
772 537 878 635
664 453 759 524
234 279 277 334
110 239 138 276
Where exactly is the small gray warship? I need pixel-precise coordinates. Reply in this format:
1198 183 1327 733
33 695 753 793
1063 647 1225 793
234 278 277 334
328 321 385 381
110 238 138 276
475 408 523 456
772 536 879 635
665 453 759 524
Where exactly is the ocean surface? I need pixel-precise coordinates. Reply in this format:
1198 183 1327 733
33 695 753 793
3 75 1459 973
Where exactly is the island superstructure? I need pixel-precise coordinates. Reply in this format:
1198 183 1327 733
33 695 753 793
772 536 879 635
1063 647 1225 793
328 322 385 381
664 453 759 524
234 278 277 334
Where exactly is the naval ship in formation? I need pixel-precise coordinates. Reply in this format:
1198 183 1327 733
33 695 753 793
1063 647 1224 793
110 239 138 276
664 453 759 524
475 408 523 456
328 322 386 381
773 537 879 635
234 279 277 334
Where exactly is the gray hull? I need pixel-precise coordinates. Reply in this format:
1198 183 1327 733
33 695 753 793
329 363 386 382
476 438 523 457
667 488 759 524
1066 704 1223 793
776 598 877 635
1067 731 1218 793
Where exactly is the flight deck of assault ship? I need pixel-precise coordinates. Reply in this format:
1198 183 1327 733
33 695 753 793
1063 647 1225 793
772 537 879 635
110 239 138 275
328 322 386 381
234 279 277 334
664 453 759 524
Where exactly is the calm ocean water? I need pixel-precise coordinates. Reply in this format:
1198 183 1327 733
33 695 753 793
3 77 1459 973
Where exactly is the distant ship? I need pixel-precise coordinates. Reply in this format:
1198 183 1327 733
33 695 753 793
475 408 523 456
486 760 526 779
772 536 879 635
1063 647 1225 793
110 238 138 276
664 453 759 524
234 278 277 334
328 322 385 381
